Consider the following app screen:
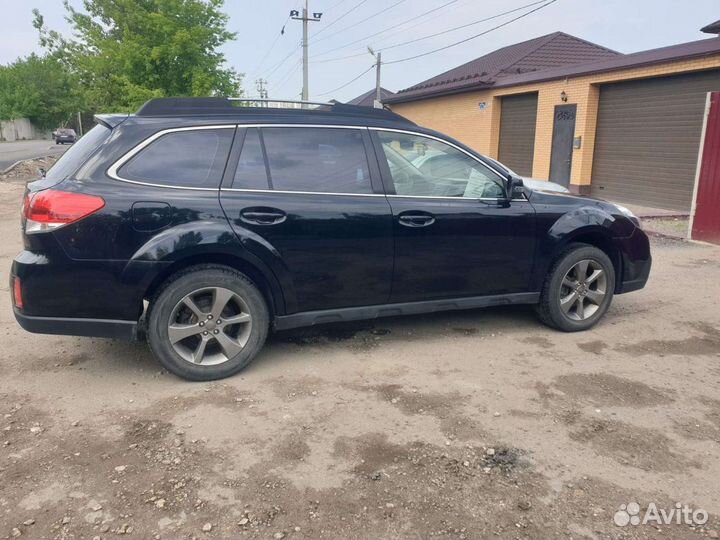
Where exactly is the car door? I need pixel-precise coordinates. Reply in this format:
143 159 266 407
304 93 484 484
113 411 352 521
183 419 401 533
371 128 536 303
219 125 393 313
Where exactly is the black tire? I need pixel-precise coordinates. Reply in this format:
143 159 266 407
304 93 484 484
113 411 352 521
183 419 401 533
535 243 615 332
147 265 269 381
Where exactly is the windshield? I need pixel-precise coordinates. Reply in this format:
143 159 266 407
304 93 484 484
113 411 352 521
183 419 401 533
45 124 110 181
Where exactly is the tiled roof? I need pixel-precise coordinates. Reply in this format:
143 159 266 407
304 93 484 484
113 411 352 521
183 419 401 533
347 87 395 106
701 19 720 34
491 36 720 89
387 32 619 103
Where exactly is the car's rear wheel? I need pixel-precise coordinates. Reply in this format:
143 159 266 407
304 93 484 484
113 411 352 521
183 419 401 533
147 265 269 381
535 243 615 332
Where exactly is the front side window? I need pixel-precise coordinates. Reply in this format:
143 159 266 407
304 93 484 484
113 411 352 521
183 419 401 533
119 128 233 187
262 127 372 194
376 131 505 199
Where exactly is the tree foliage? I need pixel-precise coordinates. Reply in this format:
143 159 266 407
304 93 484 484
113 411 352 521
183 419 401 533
33 0 243 112
0 54 81 128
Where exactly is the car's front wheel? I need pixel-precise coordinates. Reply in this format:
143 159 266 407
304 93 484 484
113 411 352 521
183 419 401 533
536 243 615 332
147 265 269 381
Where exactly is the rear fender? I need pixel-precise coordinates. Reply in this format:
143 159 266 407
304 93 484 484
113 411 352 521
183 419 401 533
121 221 295 315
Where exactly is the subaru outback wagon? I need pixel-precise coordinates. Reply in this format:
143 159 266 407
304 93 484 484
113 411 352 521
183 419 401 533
11 98 651 380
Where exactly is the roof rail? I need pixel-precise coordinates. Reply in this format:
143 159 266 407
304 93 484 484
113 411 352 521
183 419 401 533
135 97 414 125
228 98 335 107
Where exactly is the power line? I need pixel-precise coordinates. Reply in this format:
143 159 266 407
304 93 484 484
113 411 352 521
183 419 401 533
312 50 367 64
264 44 301 79
248 1 301 78
316 64 375 96
250 21 289 76
274 58 303 94
385 0 558 64
312 0 369 38
312 0 460 59
323 0 352 13
310 0 408 45
314 0 549 64
378 0 549 53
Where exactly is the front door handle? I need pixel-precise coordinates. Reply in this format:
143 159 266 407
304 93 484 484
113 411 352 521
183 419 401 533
398 212 435 228
240 207 287 225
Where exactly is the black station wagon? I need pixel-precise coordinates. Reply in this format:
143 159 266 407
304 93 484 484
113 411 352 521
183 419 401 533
11 98 651 380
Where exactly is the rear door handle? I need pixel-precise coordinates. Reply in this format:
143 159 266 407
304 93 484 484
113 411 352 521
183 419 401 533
240 207 287 225
398 213 435 228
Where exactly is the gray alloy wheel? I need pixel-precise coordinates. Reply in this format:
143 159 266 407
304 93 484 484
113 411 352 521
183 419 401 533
168 287 253 366
535 243 615 332
559 259 608 321
147 265 269 381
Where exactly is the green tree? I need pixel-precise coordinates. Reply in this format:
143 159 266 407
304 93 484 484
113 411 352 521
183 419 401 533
33 0 243 112
0 54 81 129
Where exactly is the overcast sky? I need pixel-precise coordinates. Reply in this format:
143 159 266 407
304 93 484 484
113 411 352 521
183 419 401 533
1 0 718 103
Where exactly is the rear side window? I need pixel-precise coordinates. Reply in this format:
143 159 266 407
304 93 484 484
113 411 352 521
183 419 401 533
261 127 371 194
233 128 270 189
45 124 110 181
119 128 233 187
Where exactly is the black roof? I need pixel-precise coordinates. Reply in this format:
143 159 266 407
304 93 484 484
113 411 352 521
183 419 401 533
135 97 414 126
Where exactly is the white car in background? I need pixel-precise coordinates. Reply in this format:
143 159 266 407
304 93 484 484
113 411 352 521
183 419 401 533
411 151 571 194
481 156 571 193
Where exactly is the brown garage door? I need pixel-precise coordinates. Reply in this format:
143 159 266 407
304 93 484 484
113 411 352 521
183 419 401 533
591 70 720 211
498 93 538 177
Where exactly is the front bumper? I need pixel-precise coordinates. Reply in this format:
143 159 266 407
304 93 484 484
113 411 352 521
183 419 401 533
616 227 652 294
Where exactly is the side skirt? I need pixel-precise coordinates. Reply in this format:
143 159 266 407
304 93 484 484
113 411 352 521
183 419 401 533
273 292 540 331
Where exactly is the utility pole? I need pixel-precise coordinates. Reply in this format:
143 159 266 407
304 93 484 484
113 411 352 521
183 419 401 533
375 51 382 107
255 78 268 100
76 111 83 136
368 47 383 108
290 1 321 102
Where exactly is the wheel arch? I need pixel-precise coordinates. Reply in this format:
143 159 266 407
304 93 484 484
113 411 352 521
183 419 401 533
550 228 623 292
143 253 285 318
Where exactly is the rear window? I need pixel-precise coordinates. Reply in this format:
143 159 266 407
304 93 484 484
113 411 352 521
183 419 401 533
119 128 234 187
45 124 110 181
261 127 371 194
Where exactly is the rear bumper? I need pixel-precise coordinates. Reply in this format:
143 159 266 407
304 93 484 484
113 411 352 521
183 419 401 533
13 309 137 340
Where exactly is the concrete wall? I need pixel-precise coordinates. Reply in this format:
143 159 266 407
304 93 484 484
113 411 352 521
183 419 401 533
0 118 50 142
390 55 720 191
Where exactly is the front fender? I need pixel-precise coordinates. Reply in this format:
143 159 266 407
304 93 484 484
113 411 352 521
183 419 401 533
531 205 634 291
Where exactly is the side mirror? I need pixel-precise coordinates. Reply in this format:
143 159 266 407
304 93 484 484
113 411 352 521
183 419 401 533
507 175 524 199
38 167 46 178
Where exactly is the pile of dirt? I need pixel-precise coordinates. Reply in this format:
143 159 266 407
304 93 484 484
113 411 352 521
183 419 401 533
1 155 59 180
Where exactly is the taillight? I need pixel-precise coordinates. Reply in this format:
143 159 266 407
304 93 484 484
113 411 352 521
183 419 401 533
23 190 105 234
12 277 23 309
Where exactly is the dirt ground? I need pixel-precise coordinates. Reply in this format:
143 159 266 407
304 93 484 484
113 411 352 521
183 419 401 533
1 178 719 540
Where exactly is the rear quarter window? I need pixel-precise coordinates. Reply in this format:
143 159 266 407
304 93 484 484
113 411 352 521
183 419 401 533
45 124 110 182
118 127 234 188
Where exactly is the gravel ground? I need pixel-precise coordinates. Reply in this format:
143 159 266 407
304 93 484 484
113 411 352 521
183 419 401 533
1 178 719 540
0 156 59 181
643 217 690 239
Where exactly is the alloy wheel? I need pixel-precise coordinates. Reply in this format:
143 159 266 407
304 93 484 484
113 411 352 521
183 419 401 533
168 286 252 365
559 259 607 321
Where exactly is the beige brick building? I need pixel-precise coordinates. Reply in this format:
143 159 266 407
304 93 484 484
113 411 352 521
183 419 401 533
386 26 720 211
